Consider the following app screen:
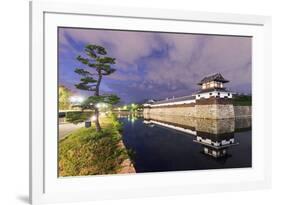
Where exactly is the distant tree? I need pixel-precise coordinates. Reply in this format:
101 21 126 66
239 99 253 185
59 85 71 110
75 44 119 132
137 104 144 110
233 94 252 106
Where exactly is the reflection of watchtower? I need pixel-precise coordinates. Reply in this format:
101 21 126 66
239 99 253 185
195 73 234 119
194 132 237 158
193 118 238 158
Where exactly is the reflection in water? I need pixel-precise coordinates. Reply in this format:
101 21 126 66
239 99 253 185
195 118 237 158
194 131 237 158
117 112 251 173
143 113 250 158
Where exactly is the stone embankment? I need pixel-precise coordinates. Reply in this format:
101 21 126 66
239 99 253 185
234 106 252 118
144 103 251 119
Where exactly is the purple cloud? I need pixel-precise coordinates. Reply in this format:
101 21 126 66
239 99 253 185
59 28 251 103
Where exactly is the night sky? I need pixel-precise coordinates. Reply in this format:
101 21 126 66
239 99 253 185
59 27 252 104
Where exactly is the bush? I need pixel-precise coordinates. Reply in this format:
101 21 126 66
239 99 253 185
233 95 252 106
65 111 94 124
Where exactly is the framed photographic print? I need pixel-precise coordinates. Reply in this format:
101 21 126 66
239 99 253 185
30 1 272 204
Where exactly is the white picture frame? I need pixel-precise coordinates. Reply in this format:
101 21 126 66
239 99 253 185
30 1 272 204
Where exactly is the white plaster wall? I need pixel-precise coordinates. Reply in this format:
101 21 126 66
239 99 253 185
146 99 195 108
195 91 232 100
196 136 235 146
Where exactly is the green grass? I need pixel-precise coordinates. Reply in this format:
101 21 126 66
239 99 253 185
233 95 252 106
59 114 130 177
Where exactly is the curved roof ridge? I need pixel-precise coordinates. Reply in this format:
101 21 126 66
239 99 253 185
198 73 229 85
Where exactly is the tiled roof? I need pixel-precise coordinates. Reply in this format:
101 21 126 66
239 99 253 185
198 73 229 85
149 95 195 105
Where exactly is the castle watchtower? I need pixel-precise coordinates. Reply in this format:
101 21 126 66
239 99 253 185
196 73 232 100
195 73 234 119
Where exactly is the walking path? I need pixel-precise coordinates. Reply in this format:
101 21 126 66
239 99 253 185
59 122 83 140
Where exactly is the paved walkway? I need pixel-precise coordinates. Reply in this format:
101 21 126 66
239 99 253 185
59 123 84 140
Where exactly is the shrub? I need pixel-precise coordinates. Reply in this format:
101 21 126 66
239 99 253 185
65 111 94 124
233 95 252 106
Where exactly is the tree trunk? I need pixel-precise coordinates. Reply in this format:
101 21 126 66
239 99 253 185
94 108 101 132
94 71 102 132
95 71 102 96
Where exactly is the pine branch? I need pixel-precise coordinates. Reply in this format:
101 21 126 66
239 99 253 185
81 76 97 83
74 68 93 76
76 55 89 65
75 83 96 91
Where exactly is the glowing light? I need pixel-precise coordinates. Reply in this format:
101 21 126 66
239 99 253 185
96 103 108 109
70 96 84 104
69 96 75 102
202 84 206 89
77 96 84 103
91 115 97 121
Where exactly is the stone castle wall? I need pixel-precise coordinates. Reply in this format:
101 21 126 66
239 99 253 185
234 106 252 118
194 104 235 119
144 104 250 120
144 106 195 118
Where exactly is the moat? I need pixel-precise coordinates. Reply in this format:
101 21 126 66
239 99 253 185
118 113 252 173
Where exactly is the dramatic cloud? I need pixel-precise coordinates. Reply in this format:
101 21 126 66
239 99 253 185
58 27 252 103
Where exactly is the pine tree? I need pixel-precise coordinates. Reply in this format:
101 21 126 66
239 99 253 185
75 45 119 132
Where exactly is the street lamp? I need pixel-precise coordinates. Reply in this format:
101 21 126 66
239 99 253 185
96 103 108 109
70 96 84 104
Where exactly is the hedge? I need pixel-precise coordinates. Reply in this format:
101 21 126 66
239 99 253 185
65 111 94 124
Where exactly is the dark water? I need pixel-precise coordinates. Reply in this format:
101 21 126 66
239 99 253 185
119 115 252 173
